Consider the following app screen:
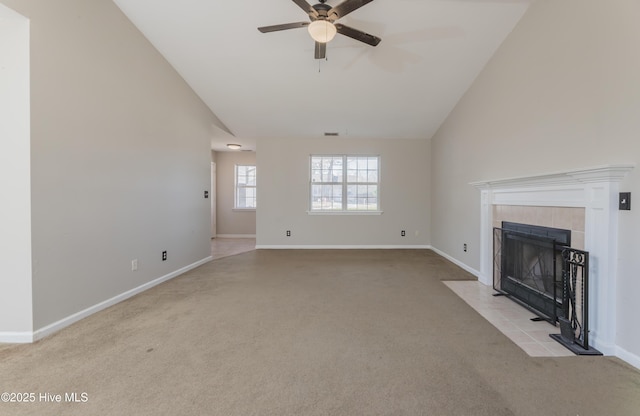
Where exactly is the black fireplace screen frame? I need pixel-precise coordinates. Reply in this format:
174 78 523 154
493 223 570 324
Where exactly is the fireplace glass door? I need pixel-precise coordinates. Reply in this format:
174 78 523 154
493 222 571 324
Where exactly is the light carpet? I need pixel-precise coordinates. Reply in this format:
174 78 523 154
1 249 638 415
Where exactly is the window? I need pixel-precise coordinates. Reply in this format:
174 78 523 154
235 165 256 209
310 155 379 212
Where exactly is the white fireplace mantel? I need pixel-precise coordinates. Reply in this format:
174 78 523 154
471 164 634 355
470 165 634 190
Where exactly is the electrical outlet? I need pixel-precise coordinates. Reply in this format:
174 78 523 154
401 230 406 237
463 243 467 252
131 259 138 271
204 190 209 199
286 230 291 237
162 251 167 261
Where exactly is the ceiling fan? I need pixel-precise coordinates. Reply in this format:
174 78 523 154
258 0 381 59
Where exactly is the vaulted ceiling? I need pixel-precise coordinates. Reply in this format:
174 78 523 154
113 0 534 151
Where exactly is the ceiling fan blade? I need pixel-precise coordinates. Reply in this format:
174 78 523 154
335 23 381 46
314 42 326 59
292 0 319 18
329 0 375 20
258 22 310 33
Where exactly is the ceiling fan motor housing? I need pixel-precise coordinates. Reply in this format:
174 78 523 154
312 3 332 21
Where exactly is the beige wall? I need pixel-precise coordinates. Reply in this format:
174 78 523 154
431 0 640 362
214 151 257 236
257 138 431 247
0 0 220 334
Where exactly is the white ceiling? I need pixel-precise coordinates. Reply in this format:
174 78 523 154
112 0 534 151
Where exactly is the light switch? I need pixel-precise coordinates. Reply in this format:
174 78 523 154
619 192 631 210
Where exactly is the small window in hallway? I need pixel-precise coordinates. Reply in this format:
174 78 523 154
235 165 256 209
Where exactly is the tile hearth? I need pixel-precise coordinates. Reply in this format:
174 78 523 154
444 280 573 357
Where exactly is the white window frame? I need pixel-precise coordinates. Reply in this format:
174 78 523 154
308 155 382 215
234 164 256 210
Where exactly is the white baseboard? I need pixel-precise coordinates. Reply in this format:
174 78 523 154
255 245 432 249
614 345 640 370
215 234 256 239
429 246 481 280
590 338 616 357
0 331 34 343
0 256 212 344
591 338 640 370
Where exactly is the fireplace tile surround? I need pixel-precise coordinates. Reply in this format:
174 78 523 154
471 165 634 357
492 205 585 250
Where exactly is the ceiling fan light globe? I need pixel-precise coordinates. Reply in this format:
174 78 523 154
308 20 337 43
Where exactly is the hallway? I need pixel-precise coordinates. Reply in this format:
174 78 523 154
211 237 256 260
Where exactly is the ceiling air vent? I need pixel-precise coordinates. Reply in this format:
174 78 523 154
324 132 339 137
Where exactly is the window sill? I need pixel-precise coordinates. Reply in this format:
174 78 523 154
233 208 256 212
307 210 383 216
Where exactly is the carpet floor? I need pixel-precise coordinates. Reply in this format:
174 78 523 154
1 249 639 415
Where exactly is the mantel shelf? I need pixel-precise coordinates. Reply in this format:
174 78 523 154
470 164 634 190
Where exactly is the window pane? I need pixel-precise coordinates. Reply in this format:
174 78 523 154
326 156 342 182
346 184 377 210
346 156 377 184
312 156 342 183
246 167 256 185
311 184 342 210
346 184 356 209
236 187 256 208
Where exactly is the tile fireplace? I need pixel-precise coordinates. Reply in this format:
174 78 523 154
471 165 633 355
